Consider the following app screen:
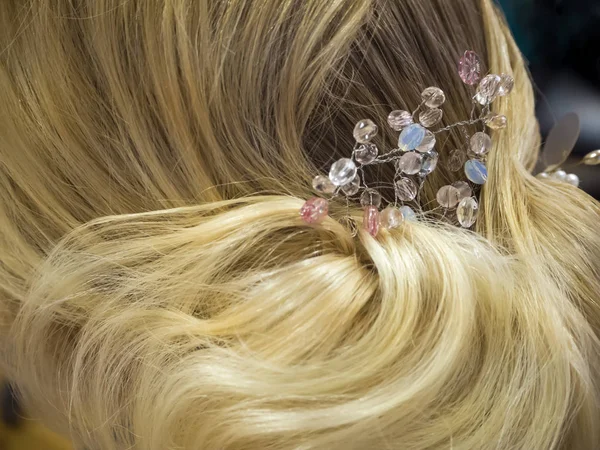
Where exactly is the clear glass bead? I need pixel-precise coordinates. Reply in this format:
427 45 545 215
419 108 443 127
312 175 336 194
400 205 417 222
300 197 329 224
363 205 380 237
485 113 508 130
457 197 478 228
355 143 378 165
421 87 446 108
341 175 360 196
583 150 600 166
399 152 423 175
416 130 436 153
353 119 378 143
395 177 418 201
458 50 482 85
436 185 461 208
464 159 488 185
360 189 382 208
551 169 567 182
470 132 492 155
387 110 413 131
380 206 404 230
419 150 439 176
448 149 466 172
329 158 357 186
497 74 514 96
398 124 426 151
475 74 501 105
565 173 580 187
452 181 472 200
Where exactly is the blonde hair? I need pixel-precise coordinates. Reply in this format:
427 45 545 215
1 0 600 448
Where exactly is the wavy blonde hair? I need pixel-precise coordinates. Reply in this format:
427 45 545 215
1 0 600 448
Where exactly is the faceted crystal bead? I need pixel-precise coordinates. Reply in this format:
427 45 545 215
353 119 378 143
457 197 479 228
475 74 501 105
420 150 439 176
436 185 461 208
448 149 466 172
458 50 482 85
565 173 580 187
329 158 357 186
398 124 426 151
363 206 380 237
341 175 360 196
416 130 436 153
583 150 600 165
421 87 446 108
551 169 567 182
419 108 443 127
355 143 378 165
387 110 413 131
395 177 418 201
497 74 514 96
360 189 382 208
399 152 423 175
464 159 488 185
300 197 329 224
400 205 417 222
380 206 404 230
470 132 492 155
452 181 472 200
485 113 508 130
312 175 336 194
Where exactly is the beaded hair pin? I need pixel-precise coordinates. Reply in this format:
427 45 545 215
300 50 599 237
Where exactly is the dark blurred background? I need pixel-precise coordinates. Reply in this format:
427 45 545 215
499 0 600 198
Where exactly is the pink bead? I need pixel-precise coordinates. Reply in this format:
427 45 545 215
300 197 329 224
363 205 380 237
458 50 482 85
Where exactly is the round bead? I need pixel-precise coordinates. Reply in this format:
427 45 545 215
565 173 580 187
448 149 466 172
436 185 461 208
341 175 360 196
398 124 426 151
498 74 514 96
416 130 436 153
583 150 600 166
475 74 501 105
419 108 443 128
355 143 378 165
387 110 413 131
536 172 550 179
400 205 417 222
363 205 380 237
464 159 488 185
551 169 567 182
395 177 418 201
353 119 378 143
329 158 357 186
312 175 336 194
457 197 479 228
470 132 492 155
452 180 472 200
485 113 508 130
458 50 482 85
399 152 423 175
380 206 404 230
360 189 382 208
421 87 446 108
300 197 329 224
420 150 439 176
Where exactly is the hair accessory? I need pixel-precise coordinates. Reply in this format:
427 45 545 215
301 50 515 236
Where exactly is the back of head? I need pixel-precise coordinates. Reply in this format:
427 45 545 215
1 0 600 448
